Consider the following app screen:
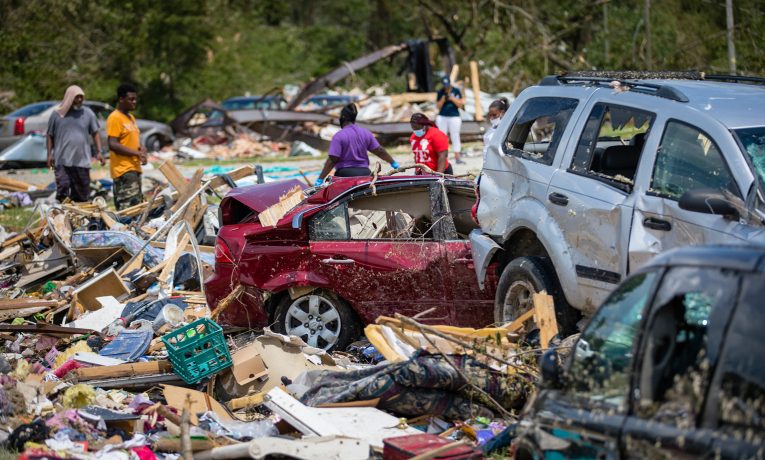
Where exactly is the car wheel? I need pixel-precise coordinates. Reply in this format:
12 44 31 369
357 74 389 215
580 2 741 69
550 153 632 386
145 134 162 152
495 256 579 336
273 290 359 351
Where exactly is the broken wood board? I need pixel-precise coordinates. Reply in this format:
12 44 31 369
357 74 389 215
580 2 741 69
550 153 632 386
161 384 235 424
258 186 305 227
265 387 421 449
470 60 484 121
502 308 535 333
70 268 129 320
0 299 60 310
533 292 558 349
0 323 95 336
159 160 187 191
73 360 173 381
0 176 36 192
150 241 215 254
0 306 49 321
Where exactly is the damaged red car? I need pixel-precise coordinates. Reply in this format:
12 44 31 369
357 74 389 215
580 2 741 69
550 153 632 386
205 175 497 350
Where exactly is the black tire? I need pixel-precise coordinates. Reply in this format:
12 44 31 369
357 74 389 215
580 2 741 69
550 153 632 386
273 290 360 351
494 256 580 336
145 134 162 152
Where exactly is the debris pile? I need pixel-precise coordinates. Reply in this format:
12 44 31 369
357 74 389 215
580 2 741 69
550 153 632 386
0 161 559 459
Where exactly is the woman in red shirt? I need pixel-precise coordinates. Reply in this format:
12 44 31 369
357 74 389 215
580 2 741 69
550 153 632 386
409 113 453 175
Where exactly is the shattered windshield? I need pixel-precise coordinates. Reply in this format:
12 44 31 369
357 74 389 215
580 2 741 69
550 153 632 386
734 127 765 187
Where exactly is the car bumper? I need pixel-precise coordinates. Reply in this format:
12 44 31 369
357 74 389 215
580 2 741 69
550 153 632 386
469 229 503 290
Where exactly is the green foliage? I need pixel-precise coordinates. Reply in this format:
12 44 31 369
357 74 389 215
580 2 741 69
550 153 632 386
0 0 763 121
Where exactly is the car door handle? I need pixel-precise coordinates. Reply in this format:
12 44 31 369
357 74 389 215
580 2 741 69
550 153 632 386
548 192 569 206
321 257 355 265
643 217 672 231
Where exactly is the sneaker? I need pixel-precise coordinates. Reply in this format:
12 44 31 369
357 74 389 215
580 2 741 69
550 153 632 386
455 158 466 165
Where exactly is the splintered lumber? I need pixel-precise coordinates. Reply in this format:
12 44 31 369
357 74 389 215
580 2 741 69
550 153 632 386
502 308 535 333
389 92 438 105
470 60 484 121
532 292 558 349
72 360 174 381
207 165 255 189
449 64 460 85
0 176 35 192
159 160 187 191
258 186 305 227
0 299 61 310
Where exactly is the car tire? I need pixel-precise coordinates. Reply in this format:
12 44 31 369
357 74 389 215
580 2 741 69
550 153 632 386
494 256 579 336
145 134 163 152
273 290 360 351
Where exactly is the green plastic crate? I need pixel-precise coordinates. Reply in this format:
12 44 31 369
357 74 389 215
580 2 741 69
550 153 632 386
161 318 232 384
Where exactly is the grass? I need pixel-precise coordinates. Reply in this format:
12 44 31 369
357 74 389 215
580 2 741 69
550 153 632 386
0 448 17 460
0 206 37 232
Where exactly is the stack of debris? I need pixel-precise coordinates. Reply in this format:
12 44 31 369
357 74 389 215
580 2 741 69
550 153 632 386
0 160 559 458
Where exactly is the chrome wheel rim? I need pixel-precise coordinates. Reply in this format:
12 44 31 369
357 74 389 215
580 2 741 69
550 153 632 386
284 295 342 350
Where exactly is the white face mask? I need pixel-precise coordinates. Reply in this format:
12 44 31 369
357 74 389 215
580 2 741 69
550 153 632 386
490 117 501 128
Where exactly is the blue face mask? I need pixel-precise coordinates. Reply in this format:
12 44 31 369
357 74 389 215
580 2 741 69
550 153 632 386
413 128 426 137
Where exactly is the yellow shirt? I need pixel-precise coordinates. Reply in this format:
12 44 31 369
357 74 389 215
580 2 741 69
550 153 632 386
106 110 141 179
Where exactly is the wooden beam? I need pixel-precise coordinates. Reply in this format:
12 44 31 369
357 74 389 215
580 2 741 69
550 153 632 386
533 292 558 348
470 61 484 121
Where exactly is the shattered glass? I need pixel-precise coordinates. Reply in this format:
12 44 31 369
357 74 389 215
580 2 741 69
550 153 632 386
734 127 765 187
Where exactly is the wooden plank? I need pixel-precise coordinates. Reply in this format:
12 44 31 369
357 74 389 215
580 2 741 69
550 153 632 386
73 360 173 381
470 60 484 121
150 242 215 254
159 160 187 191
0 176 35 192
0 299 60 310
532 292 558 348
502 308 535 333
207 165 255 190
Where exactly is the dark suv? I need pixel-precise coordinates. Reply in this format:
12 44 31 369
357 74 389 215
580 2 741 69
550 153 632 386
513 245 765 459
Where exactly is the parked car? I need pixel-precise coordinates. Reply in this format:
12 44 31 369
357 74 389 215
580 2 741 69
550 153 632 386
513 245 765 459
0 100 174 168
471 73 765 334
221 95 287 111
205 175 495 350
300 94 360 109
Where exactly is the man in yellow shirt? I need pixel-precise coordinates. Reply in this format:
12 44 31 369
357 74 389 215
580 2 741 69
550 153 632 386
106 84 147 210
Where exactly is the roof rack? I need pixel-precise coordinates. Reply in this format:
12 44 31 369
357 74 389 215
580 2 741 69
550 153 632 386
541 74 689 103
704 74 765 85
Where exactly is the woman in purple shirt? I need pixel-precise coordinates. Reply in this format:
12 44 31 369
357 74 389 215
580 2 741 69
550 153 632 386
315 104 399 185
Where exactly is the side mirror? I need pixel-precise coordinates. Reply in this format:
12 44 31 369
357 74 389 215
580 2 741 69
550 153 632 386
540 349 562 389
678 188 741 220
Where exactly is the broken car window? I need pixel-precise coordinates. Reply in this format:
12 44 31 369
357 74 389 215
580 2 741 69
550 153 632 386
651 120 740 200
711 274 765 442
347 188 435 240
502 97 579 165
569 270 658 411
734 126 765 188
570 103 654 190
636 266 738 427
309 203 349 240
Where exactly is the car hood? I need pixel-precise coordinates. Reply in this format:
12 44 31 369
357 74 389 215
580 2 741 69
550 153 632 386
225 179 308 213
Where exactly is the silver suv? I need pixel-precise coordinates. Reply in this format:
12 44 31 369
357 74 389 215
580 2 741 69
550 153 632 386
471 72 765 333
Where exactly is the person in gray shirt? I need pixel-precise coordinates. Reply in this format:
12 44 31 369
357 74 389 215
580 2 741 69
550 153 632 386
46 85 104 202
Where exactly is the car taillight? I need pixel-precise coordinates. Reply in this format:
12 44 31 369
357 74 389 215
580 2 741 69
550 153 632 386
215 237 235 264
471 175 481 226
13 118 25 136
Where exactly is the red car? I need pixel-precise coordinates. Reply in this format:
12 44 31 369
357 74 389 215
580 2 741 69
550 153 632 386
205 175 497 350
